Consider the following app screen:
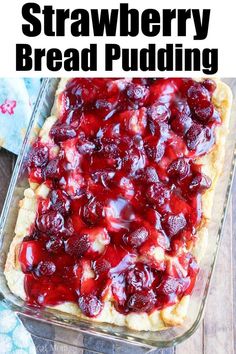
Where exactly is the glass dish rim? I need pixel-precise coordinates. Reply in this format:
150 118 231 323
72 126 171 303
0 78 235 349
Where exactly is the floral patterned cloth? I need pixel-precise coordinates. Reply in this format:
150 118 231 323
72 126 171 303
0 78 41 155
0 302 36 354
0 78 41 352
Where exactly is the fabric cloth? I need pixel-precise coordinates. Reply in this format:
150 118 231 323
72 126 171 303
0 78 41 155
0 302 36 354
0 78 41 352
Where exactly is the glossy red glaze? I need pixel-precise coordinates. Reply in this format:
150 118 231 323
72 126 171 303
22 78 220 316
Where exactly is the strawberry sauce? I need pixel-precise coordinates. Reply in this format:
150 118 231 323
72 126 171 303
20 78 220 317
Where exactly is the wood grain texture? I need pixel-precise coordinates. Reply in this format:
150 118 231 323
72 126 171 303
204 198 234 354
232 176 236 354
0 149 15 211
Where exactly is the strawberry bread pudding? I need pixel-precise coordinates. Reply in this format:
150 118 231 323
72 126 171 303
5 78 232 331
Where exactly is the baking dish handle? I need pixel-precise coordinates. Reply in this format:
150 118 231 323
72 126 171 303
19 314 156 353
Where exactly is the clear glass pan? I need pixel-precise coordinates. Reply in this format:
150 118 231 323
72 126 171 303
0 78 235 351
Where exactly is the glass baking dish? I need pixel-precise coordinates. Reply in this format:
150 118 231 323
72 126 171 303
0 78 235 351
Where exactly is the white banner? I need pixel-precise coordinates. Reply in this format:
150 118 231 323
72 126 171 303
0 0 235 77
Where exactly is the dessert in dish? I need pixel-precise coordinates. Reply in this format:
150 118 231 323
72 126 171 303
4 78 232 331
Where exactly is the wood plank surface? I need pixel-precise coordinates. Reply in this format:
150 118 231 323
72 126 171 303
0 148 235 354
0 149 15 210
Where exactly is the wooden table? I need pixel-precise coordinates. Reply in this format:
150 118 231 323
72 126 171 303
0 148 235 354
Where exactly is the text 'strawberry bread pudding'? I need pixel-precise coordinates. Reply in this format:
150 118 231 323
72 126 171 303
5 78 232 331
